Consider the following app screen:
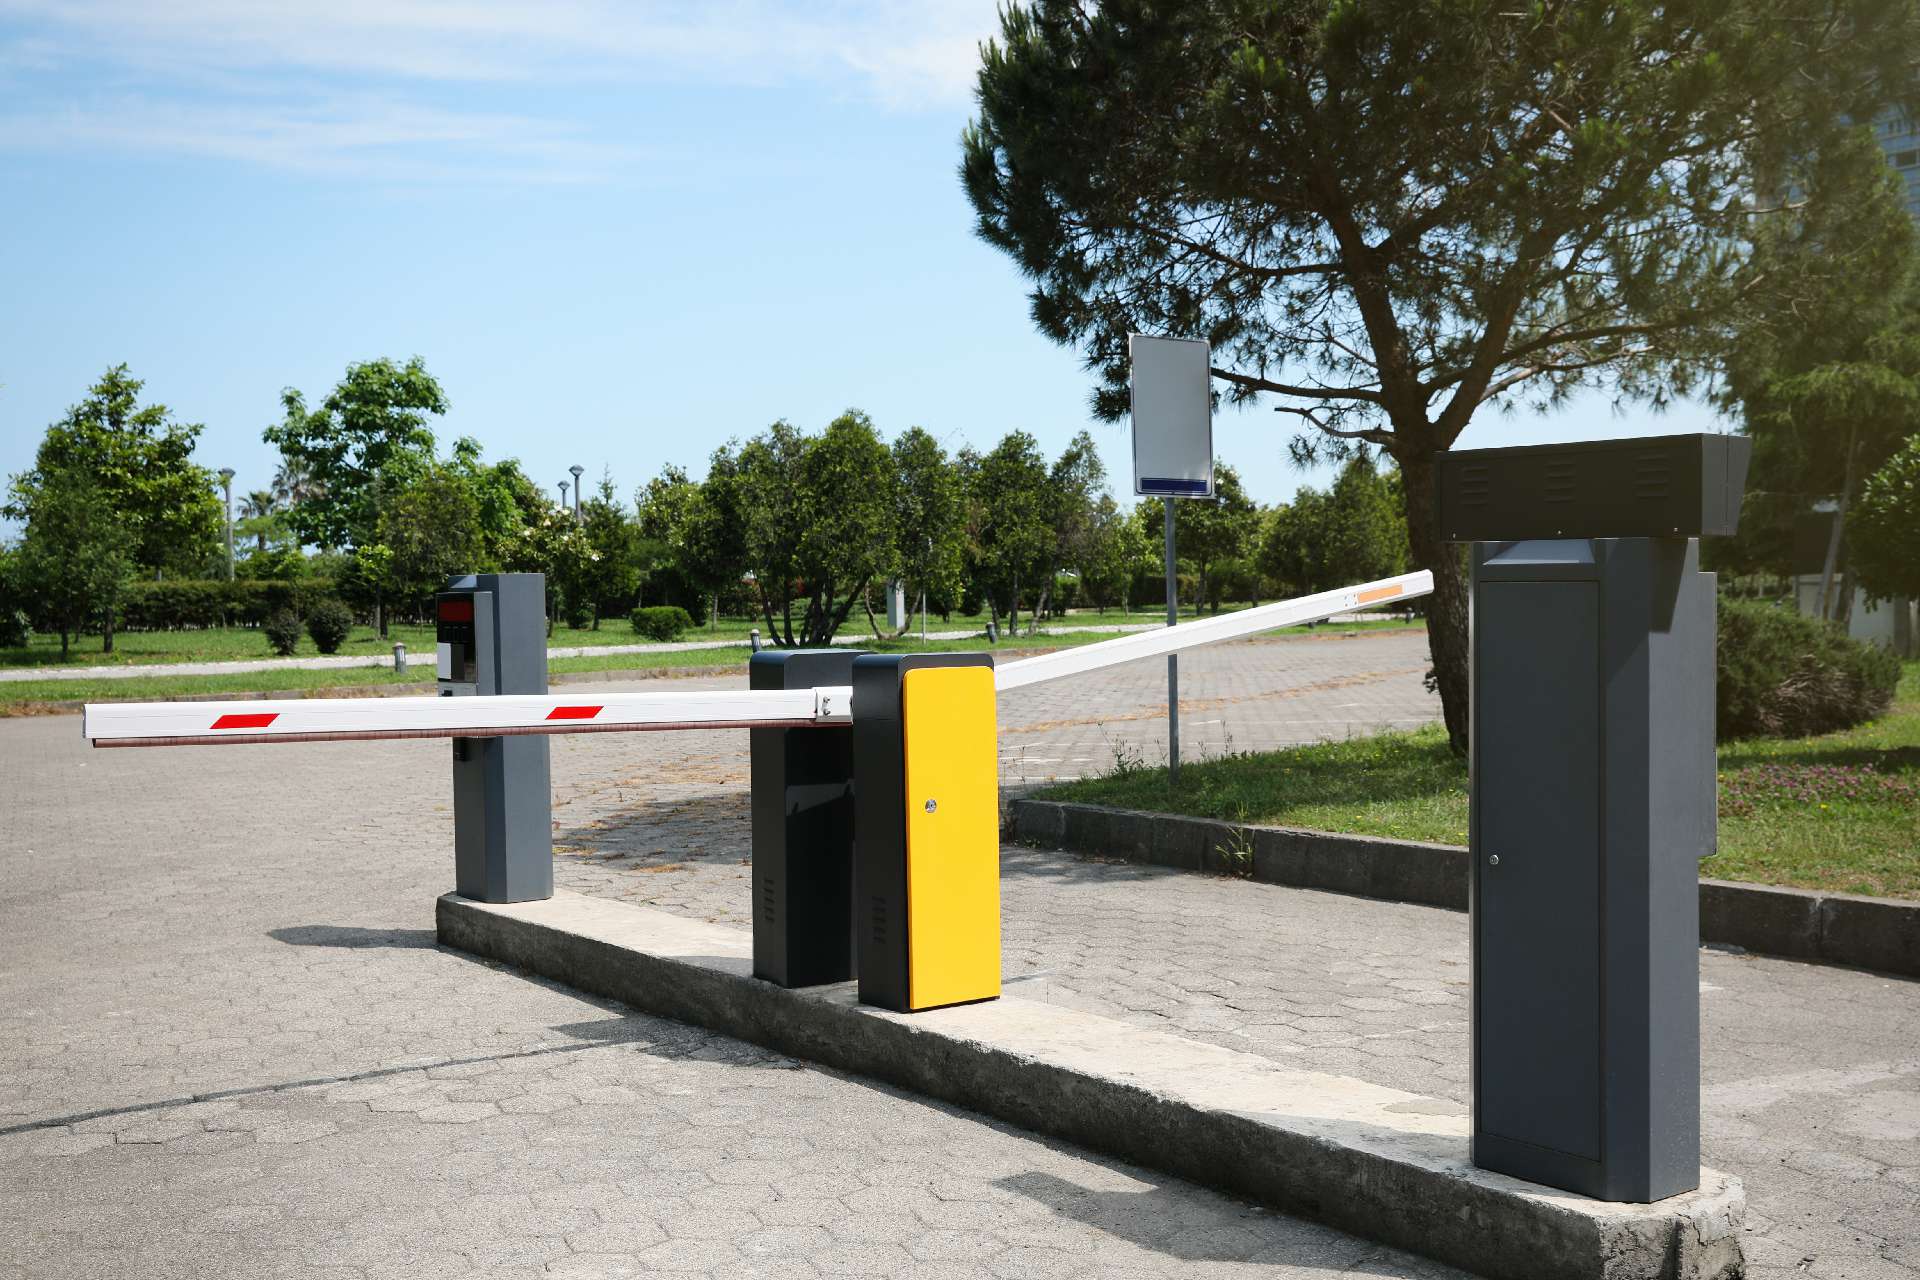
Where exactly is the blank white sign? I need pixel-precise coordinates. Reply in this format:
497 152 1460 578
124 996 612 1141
1129 333 1214 498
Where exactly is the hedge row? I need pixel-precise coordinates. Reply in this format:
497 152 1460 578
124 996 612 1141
119 579 344 630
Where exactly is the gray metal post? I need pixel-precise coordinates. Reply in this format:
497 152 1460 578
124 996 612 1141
439 573 553 904
1164 500 1179 781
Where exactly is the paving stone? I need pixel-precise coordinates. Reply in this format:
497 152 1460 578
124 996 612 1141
5 635 1909 1278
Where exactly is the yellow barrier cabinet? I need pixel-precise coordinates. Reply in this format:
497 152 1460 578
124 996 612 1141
851 653 1001 1012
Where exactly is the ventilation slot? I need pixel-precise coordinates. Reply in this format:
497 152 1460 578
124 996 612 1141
1633 451 1672 502
1543 461 1575 505
1459 463 1491 507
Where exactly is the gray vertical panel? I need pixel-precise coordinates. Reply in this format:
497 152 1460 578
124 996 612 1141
1477 579 1602 1162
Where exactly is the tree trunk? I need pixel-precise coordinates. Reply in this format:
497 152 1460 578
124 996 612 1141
375 594 386 640
60 627 70 660
1400 449 1471 755
103 606 115 655
1817 423 1859 623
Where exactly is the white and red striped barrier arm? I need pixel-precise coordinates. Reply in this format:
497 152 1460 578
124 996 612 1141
84 686 849 748
83 572 1430 748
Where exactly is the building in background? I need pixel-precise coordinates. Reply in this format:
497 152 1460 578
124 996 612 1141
1875 108 1920 220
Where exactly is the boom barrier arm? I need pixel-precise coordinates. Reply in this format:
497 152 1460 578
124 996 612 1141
994 569 1432 692
84 686 845 748
82 570 1430 747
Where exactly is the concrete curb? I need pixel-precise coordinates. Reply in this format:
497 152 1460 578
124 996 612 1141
439 890 1744 1280
1009 799 1920 978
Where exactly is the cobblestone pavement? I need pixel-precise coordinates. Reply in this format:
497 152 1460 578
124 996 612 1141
7 633 1914 1279
0 638 1470 1280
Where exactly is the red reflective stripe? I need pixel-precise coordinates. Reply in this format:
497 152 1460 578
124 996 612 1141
210 713 279 730
437 598 474 622
545 705 603 721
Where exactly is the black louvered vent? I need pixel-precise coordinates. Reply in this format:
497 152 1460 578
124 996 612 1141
1633 451 1671 502
1460 462 1491 506
1544 461 1576 505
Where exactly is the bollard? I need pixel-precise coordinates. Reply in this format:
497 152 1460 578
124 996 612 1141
750 628 761 653
393 642 406 674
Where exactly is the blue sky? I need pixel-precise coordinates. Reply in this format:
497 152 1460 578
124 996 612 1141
0 0 1724 526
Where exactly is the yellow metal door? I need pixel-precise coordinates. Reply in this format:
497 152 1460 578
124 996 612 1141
902 666 1001 1009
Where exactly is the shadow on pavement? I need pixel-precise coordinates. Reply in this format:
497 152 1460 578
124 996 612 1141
267 924 438 949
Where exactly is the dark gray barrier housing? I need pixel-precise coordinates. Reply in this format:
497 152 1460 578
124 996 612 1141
438 572 553 905
1442 433 1750 1204
749 648 865 988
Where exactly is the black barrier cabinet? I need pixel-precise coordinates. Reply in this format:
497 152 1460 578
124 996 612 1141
1444 433 1743 1204
851 651 996 1013
439 573 552 905
750 649 865 988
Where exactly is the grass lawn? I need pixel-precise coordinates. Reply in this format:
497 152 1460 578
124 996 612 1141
1037 660 1920 901
0 598 1416 670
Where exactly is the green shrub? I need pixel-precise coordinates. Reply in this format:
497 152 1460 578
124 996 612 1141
0 608 28 649
630 605 694 642
305 599 354 654
1716 598 1901 739
263 610 302 656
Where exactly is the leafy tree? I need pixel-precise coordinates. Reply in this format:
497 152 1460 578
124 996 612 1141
505 507 595 631
1851 434 1920 606
266 357 447 550
1260 454 1408 598
891 427 968 635
449 437 546 569
379 465 484 627
963 0 1920 752
736 412 898 646
1323 453 1409 588
1180 464 1260 613
11 465 134 659
1034 430 1109 624
1260 491 1328 597
1080 493 1156 613
968 431 1054 633
636 464 703 610
337 543 394 636
5 364 221 581
578 472 645 628
1722 238 1920 617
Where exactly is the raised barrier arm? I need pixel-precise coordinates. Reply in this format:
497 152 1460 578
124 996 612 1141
993 570 1432 692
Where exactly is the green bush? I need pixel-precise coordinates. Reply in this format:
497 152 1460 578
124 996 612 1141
120 579 341 630
1716 597 1901 740
629 605 694 642
305 599 354 654
263 610 303 656
0 608 28 649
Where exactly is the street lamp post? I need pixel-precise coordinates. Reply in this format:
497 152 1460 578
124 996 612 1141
218 468 236 581
569 465 584 523
558 480 569 512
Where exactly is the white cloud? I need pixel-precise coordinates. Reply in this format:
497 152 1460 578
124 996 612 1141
0 0 1003 179
0 1 1002 103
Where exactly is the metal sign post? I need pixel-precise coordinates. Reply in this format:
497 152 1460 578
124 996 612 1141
1130 333 1214 783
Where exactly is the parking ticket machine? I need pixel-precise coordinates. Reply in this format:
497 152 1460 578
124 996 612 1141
436 573 553 904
